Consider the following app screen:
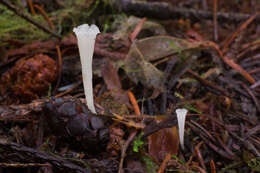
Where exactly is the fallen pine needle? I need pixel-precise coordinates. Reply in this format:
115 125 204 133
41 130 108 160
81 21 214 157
128 90 141 117
158 153 172 173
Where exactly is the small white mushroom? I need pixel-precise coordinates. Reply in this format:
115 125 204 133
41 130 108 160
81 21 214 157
176 108 188 150
73 24 100 113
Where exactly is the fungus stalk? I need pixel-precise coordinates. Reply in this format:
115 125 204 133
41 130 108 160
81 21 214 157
73 24 100 113
176 108 188 150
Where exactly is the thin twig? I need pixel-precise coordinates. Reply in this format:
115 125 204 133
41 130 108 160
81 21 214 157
0 138 87 172
0 163 50 168
194 141 206 170
188 69 228 95
129 17 147 42
54 81 82 98
26 0 35 15
34 4 55 31
53 45 63 94
158 153 171 173
210 160 216 173
160 57 178 114
250 80 260 89
118 131 137 173
128 91 141 117
204 41 256 84
199 135 237 160
241 83 260 113
222 14 256 54
213 0 218 41
0 0 61 39
201 0 208 10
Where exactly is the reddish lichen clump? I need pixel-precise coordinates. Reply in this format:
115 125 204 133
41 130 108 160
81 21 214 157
0 54 57 103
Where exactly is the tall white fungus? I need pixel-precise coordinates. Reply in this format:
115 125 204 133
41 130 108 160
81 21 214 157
73 24 100 113
176 108 188 150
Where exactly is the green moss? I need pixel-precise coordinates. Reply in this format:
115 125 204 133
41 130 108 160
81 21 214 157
0 0 113 42
49 0 101 35
0 0 98 41
0 4 49 41
142 155 158 173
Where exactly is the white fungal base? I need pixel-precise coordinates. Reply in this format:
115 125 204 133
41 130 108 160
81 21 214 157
73 24 100 114
176 108 188 150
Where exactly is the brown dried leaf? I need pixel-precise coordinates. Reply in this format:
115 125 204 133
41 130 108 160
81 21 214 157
124 42 166 91
100 59 130 109
148 126 179 163
135 35 202 61
102 59 122 91
123 36 203 91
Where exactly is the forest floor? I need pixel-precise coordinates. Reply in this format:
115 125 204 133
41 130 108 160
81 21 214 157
0 0 259 172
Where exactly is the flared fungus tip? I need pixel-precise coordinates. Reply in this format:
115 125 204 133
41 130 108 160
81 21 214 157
176 108 188 150
73 24 100 114
73 24 100 36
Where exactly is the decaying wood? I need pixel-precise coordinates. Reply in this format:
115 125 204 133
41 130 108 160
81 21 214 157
112 0 260 22
0 138 89 173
